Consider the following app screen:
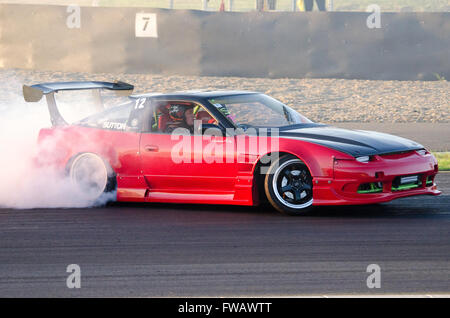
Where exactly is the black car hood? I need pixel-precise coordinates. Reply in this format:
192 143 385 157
278 125 424 157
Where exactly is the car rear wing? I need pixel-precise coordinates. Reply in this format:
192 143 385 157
23 81 134 126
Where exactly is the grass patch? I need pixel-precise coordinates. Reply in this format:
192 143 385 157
433 152 450 171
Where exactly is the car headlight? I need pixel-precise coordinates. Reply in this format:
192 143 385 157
416 149 427 156
356 156 370 163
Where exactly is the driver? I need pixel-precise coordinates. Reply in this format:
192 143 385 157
165 104 195 134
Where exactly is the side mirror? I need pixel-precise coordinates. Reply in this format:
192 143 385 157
201 123 225 136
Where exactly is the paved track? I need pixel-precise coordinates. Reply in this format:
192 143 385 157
333 123 450 152
0 174 449 297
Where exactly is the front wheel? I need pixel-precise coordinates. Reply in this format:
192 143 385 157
264 155 313 215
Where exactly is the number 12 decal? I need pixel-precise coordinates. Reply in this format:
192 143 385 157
135 98 146 109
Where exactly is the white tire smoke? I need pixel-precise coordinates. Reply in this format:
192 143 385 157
0 80 115 209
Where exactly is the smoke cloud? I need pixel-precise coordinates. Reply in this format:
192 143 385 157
0 79 116 209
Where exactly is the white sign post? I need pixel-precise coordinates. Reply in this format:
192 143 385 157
328 0 334 11
135 13 158 38
228 0 233 11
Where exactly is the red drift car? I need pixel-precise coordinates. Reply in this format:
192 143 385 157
23 81 440 215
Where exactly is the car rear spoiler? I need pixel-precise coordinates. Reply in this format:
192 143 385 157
23 81 134 126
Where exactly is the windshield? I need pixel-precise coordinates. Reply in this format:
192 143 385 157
208 94 312 128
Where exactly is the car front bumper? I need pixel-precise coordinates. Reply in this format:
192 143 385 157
312 151 441 205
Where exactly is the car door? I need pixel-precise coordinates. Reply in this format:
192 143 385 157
139 99 238 202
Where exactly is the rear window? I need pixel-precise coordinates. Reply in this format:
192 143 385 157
78 102 133 130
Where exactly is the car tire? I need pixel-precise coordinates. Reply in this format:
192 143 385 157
69 153 116 202
264 155 314 216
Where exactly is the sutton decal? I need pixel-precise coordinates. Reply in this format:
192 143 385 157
102 122 126 130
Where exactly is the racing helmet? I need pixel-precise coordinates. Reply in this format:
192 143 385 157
169 104 189 122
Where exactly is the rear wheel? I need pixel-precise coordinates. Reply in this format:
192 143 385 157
264 155 313 215
69 153 116 202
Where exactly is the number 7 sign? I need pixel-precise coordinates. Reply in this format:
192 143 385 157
135 13 158 38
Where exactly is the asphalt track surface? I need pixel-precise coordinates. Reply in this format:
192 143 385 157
334 123 450 152
0 174 449 297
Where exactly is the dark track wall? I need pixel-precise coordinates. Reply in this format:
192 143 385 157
0 4 449 80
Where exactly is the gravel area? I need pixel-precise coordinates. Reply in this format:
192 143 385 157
1 68 448 123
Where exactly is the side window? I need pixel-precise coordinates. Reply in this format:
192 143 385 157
150 101 217 134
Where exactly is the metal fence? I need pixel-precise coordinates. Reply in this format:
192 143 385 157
0 0 448 11
151 1 333 11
